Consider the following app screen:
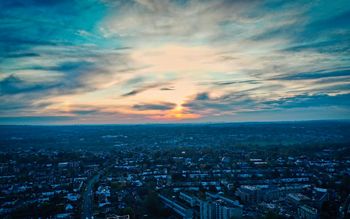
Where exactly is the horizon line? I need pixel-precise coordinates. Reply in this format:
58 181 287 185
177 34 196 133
0 119 349 126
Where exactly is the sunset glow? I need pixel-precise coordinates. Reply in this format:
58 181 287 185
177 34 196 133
0 0 349 124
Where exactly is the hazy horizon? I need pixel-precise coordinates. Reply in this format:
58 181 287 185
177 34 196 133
0 119 349 126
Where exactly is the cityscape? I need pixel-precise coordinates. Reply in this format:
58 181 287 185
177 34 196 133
1 0 350 218
0 122 349 218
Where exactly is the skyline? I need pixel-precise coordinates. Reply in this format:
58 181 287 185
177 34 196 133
1 0 350 124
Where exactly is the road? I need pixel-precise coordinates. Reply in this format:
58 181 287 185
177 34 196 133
81 173 100 219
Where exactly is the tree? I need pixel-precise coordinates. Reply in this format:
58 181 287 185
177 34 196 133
144 192 162 216
122 207 135 219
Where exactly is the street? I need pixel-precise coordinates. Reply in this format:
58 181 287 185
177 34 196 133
81 174 100 219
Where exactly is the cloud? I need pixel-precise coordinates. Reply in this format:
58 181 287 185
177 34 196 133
274 68 350 80
1 60 114 97
69 109 100 115
101 0 262 42
195 92 210 101
212 80 260 86
28 60 118 93
184 91 350 117
123 76 148 86
3 52 41 59
264 93 350 108
183 91 259 114
0 75 58 95
160 87 174 91
133 102 176 111
122 82 169 96
0 97 54 117
0 50 132 117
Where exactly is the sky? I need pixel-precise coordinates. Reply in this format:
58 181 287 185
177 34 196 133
0 0 349 124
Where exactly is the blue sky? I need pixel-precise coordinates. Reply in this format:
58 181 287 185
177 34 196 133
0 0 349 124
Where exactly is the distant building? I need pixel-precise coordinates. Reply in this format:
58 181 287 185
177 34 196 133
297 205 319 219
159 194 194 219
236 185 308 204
287 193 310 206
180 192 199 207
58 162 69 168
235 185 268 204
339 194 350 218
106 215 130 219
200 193 242 219
311 187 328 209
200 200 215 219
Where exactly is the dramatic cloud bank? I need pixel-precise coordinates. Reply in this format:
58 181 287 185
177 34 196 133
0 0 349 124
